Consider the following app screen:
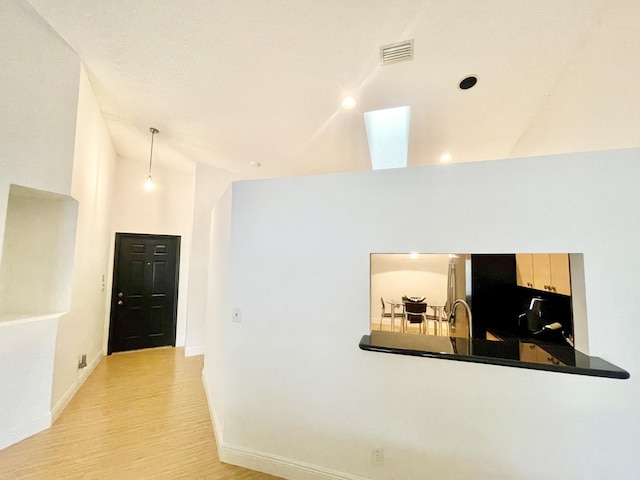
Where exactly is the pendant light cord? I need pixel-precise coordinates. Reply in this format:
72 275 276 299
149 127 158 177
148 127 158 177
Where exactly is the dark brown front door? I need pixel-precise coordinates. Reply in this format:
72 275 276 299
108 233 180 354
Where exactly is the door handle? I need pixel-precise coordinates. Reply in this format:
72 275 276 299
118 292 124 298
117 300 123 305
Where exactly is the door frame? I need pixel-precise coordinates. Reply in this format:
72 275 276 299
108 232 181 354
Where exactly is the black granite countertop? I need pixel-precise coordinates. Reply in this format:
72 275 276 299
359 331 629 379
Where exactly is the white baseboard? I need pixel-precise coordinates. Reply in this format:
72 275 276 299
0 413 51 452
185 345 205 357
218 443 368 480
201 372 366 480
201 369 224 447
51 350 104 423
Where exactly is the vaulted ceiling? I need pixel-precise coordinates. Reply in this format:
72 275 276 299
25 0 640 178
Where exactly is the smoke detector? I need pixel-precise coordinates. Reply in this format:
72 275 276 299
380 39 414 65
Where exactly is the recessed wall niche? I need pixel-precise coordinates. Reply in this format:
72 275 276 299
0 184 78 318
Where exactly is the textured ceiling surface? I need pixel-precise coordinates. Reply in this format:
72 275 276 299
24 0 640 178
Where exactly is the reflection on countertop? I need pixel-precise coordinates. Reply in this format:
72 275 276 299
359 330 629 379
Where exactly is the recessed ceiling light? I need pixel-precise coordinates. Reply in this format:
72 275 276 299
250 161 261 167
342 96 357 110
440 153 452 163
459 75 478 90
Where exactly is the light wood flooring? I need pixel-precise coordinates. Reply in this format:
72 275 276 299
0 347 280 479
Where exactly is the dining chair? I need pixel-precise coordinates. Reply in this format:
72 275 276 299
379 297 404 331
403 301 428 334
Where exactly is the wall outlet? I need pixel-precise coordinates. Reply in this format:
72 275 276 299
78 353 87 369
372 447 384 465
232 307 242 323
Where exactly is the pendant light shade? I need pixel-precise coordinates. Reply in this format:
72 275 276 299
145 127 159 191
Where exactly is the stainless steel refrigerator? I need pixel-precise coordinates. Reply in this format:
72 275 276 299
444 254 472 339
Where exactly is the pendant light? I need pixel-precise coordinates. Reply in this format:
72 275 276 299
145 127 159 192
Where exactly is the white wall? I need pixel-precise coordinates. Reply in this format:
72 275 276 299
110 157 195 347
205 148 640 480
51 65 117 417
203 186 234 440
0 0 83 450
185 163 240 356
0 0 79 264
0 316 58 451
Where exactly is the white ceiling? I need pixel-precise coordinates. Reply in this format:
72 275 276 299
24 0 640 178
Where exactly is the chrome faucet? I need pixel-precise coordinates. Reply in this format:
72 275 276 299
449 299 473 338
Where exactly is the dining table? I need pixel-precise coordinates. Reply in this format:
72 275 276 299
386 300 446 335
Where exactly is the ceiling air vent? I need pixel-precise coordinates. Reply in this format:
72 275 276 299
380 39 414 65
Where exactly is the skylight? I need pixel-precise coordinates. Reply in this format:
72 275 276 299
364 106 410 170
